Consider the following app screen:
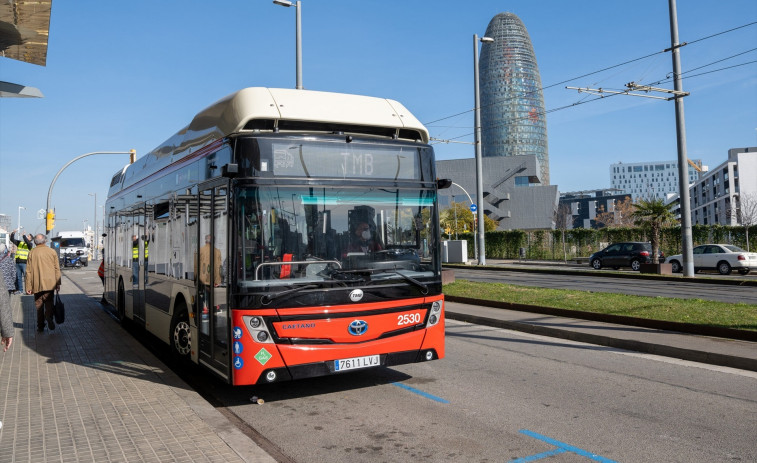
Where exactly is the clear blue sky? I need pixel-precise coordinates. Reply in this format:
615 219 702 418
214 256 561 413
1 0 756 235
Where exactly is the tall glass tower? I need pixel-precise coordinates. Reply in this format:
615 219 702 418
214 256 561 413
479 13 549 184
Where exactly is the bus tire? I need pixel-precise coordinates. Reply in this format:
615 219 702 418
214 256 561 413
171 302 191 359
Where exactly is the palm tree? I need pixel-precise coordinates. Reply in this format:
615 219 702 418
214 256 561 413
632 198 674 264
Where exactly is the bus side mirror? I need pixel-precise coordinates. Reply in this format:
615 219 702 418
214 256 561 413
437 178 452 190
222 163 239 178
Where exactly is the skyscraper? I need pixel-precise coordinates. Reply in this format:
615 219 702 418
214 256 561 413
479 12 549 184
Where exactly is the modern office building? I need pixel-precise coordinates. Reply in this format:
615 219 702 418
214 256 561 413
436 155 558 230
558 189 630 229
479 12 550 184
687 147 757 226
609 159 704 201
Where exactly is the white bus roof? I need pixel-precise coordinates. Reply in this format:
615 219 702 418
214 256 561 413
194 87 429 142
116 88 429 192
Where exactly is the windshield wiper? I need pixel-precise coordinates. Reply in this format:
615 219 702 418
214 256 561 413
260 276 368 304
261 284 320 304
369 269 429 294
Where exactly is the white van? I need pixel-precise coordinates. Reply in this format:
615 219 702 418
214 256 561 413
56 231 89 267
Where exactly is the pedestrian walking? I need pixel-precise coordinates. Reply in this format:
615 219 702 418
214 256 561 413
0 273 13 351
0 244 16 295
0 274 13 432
25 234 61 332
10 230 33 294
98 253 107 305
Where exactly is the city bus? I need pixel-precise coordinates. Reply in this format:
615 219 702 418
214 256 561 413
103 87 449 386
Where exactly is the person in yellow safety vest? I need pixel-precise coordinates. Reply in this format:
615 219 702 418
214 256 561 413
132 235 149 285
10 230 33 295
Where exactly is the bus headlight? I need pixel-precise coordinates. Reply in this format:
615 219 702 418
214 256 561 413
426 300 443 328
243 315 274 344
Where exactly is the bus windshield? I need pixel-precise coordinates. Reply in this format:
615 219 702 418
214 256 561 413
236 186 438 288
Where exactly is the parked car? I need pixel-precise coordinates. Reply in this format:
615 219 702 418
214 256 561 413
666 244 757 275
589 242 662 271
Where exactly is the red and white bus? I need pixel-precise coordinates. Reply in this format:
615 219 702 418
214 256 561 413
103 88 448 385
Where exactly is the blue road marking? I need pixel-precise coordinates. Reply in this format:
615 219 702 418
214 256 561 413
509 448 567 462
510 429 619 463
392 382 449 404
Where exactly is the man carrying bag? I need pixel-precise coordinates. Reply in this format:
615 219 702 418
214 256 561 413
54 292 65 324
25 234 61 332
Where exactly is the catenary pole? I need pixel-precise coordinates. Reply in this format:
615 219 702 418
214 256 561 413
669 0 694 277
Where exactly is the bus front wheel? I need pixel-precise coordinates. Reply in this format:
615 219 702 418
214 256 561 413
171 303 191 358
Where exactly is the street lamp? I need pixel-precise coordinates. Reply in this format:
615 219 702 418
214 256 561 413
473 34 493 265
273 0 303 90
89 193 97 260
45 150 135 236
18 206 25 232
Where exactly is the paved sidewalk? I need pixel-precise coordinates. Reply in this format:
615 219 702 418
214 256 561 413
446 300 757 372
0 281 275 463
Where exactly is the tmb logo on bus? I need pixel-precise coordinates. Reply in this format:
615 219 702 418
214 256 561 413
348 320 368 336
349 289 364 302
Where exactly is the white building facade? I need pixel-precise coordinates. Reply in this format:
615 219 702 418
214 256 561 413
610 160 703 201
689 147 757 226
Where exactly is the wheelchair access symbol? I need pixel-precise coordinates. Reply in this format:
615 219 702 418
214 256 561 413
233 357 244 369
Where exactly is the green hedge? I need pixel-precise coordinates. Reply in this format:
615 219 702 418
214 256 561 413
449 224 757 260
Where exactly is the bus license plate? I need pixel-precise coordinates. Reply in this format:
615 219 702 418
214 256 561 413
334 355 380 372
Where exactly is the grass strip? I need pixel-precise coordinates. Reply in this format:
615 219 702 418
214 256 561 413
443 280 757 332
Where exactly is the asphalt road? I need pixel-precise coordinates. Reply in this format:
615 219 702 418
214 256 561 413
451 267 757 305
204 321 757 462
66 264 757 462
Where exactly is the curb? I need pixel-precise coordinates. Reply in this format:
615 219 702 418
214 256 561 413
445 295 757 343
445 309 757 372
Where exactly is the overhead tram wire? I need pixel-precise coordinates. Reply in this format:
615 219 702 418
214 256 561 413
423 47 665 127
430 92 626 145
685 20 757 45
457 56 757 145
433 53 756 146
432 51 757 144
423 20 757 129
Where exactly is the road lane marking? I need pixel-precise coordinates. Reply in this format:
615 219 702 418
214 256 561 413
510 429 618 463
391 382 449 403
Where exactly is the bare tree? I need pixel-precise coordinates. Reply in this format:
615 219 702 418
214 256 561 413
553 203 572 262
734 192 757 251
595 196 635 228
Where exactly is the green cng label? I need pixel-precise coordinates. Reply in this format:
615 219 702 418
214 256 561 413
255 348 272 365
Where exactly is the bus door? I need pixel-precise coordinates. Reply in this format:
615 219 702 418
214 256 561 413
132 207 146 325
105 212 117 302
197 180 230 379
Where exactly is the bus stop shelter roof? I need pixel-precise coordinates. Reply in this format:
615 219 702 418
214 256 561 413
0 0 52 67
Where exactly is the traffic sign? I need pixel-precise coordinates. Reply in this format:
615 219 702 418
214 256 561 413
470 204 477 212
